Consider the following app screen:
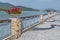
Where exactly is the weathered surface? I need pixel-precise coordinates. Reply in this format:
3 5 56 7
10 18 21 38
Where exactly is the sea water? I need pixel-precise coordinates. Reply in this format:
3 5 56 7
0 11 46 20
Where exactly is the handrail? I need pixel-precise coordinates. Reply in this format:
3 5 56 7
0 15 39 23
0 13 56 40
3 35 15 40
0 19 11 23
20 14 47 19
20 15 39 19
0 14 48 23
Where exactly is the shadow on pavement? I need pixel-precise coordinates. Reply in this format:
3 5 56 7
32 24 60 31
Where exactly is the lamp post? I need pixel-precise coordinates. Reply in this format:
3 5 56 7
6 7 22 38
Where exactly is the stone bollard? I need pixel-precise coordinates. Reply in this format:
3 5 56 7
39 14 43 24
9 18 21 39
48 12 51 19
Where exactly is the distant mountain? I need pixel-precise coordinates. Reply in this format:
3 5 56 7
0 2 39 11
0 2 14 9
16 6 39 11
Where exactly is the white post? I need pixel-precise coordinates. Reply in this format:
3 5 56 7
48 12 51 19
54 12 56 16
39 14 43 24
9 18 21 38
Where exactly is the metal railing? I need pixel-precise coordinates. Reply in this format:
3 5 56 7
20 13 56 32
0 13 56 40
0 21 11 40
20 15 40 30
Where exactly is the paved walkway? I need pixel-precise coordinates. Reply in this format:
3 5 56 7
15 15 60 40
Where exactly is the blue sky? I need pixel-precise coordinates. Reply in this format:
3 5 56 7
0 0 60 10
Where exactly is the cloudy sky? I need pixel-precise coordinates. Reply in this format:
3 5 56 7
0 0 60 10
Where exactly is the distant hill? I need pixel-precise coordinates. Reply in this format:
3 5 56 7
16 6 39 11
0 2 39 11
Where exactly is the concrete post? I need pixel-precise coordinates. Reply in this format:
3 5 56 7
9 18 21 39
40 14 43 24
48 12 51 19
54 12 56 16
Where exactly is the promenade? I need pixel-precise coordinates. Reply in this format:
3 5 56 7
15 15 60 40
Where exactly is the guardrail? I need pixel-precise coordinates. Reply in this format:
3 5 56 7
21 13 56 32
3 35 15 40
0 21 11 40
0 12 56 40
0 19 11 23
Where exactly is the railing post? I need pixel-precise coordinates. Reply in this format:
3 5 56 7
9 18 21 39
39 14 43 24
48 12 51 19
46 10 51 19
54 10 56 16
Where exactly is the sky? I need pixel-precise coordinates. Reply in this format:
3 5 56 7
0 0 60 10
